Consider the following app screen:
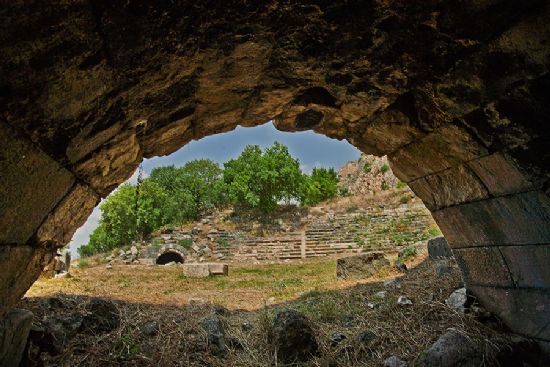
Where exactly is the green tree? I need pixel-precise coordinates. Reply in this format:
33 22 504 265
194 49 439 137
301 167 339 205
223 142 304 213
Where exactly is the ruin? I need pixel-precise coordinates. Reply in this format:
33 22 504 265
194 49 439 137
1 0 549 357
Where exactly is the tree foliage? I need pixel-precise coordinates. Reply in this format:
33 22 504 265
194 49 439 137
223 142 304 213
79 144 342 257
300 167 339 205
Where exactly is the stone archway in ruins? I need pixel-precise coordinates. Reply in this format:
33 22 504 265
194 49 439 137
1 0 549 351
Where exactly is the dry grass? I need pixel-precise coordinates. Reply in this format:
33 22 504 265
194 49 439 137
22 255 512 366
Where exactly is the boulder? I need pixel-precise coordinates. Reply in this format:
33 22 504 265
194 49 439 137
415 329 482 367
271 309 319 364
0 309 33 367
330 331 347 346
384 355 408 367
141 320 160 336
427 237 453 259
40 313 83 355
445 288 469 313
355 330 377 347
336 252 390 279
81 298 120 333
200 316 226 356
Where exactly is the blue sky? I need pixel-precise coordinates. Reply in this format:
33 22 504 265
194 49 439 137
69 122 360 255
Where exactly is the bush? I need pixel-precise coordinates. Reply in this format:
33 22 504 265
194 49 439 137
396 180 407 189
379 163 390 174
178 238 193 249
363 162 372 173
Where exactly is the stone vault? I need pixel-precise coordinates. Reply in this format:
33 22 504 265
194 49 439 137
1 0 549 351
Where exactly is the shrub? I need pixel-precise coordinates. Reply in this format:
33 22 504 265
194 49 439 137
78 258 90 268
396 180 407 189
379 163 390 174
399 195 411 204
178 238 193 249
217 238 230 248
346 204 359 213
363 162 372 173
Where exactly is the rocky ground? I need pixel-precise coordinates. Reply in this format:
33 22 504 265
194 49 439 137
21 254 545 366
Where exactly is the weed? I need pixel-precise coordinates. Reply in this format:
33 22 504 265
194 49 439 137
178 238 193 249
113 334 141 359
381 180 389 190
380 163 390 174
346 204 359 213
399 195 411 204
363 162 372 173
78 259 90 268
398 247 418 263
396 180 407 189
217 238 230 247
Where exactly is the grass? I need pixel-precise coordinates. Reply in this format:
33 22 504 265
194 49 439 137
178 238 193 249
22 256 512 367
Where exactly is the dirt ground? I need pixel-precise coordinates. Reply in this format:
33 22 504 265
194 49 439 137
21 253 521 366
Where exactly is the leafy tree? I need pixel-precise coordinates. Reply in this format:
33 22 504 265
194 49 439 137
223 142 304 213
301 167 339 205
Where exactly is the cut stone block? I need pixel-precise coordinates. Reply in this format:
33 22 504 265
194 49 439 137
427 237 453 259
183 263 228 277
0 123 75 244
336 252 390 279
433 191 550 248
0 308 33 367
453 247 513 287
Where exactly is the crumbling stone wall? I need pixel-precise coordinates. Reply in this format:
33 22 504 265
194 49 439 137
1 0 549 348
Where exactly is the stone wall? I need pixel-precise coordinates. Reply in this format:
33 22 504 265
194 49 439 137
143 203 436 263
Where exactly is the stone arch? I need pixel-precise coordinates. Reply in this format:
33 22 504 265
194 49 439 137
155 250 185 265
0 0 549 351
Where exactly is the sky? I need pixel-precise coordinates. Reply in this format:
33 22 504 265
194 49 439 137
69 122 361 256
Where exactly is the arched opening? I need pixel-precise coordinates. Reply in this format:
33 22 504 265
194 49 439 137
1 1 549 362
155 251 185 265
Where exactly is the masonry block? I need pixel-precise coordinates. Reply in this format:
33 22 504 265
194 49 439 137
0 123 75 244
433 191 550 248
0 308 33 367
469 286 550 341
468 152 536 196
453 247 513 287
0 245 54 318
408 164 488 210
36 184 99 246
389 124 488 182
500 245 550 288
183 263 228 277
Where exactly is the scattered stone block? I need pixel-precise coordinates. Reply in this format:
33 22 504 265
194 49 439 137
183 263 229 277
384 355 408 367
336 252 390 279
427 237 453 259
200 316 226 356
445 288 468 313
397 295 412 306
271 309 319 364
0 309 33 367
415 328 481 367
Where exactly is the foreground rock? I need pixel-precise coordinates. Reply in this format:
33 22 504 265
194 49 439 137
0 309 33 367
427 237 453 259
336 252 390 279
200 316 226 356
40 313 83 355
81 299 120 333
384 355 408 367
271 309 319 364
183 263 228 277
416 329 481 367
445 288 469 313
